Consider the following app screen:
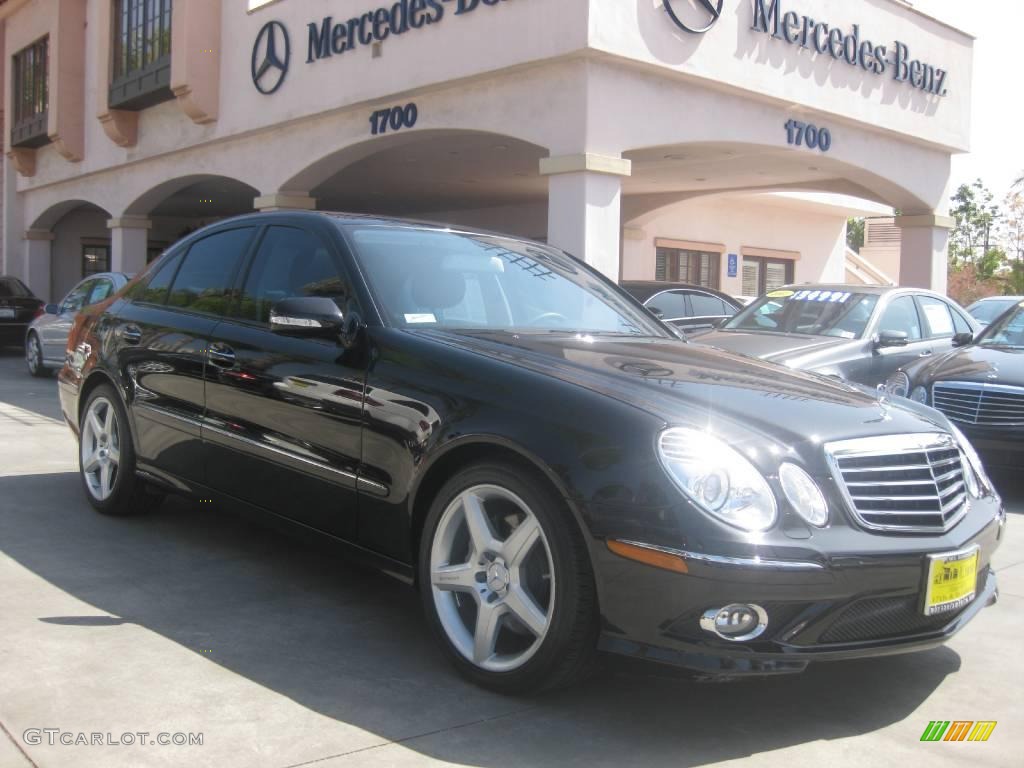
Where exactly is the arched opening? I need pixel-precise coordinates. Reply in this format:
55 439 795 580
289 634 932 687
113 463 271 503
29 201 114 302
285 131 550 240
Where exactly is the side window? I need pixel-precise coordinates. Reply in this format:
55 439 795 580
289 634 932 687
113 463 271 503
877 296 922 340
167 228 255 316
917 296 955 339
235 226 347 324
689 292 728 317
131 251 184 305
951 306 973 335
646 291 688 319
87 279 114 305
62 281 94 314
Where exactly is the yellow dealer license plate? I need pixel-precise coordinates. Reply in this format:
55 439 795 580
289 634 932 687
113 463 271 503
924 546 979 616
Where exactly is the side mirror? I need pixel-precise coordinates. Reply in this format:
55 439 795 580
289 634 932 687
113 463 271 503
952 331 975 347
270 297 345 339
44 304 59 315
875 330 909 349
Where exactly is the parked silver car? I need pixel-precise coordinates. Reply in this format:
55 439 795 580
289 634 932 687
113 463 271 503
25 273 130 377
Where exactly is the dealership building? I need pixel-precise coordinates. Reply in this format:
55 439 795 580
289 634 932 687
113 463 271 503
0 0 972 303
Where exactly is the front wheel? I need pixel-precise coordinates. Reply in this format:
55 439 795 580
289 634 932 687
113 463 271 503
25 332 48 378
79 384 162 516
419 461 599 694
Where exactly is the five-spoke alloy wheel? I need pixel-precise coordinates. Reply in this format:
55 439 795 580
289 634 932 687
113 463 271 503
420 461 599 693
25 332 48 378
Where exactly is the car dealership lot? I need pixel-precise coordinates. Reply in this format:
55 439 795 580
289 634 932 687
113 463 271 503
0 351 1021 768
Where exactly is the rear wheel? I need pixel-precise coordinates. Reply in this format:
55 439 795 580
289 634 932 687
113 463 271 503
419 461 599 694
79 384 162 516
25 332 48 378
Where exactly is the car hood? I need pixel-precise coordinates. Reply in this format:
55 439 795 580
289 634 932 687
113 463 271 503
910 345 1024 386
692 330 855 364
418 330 950 472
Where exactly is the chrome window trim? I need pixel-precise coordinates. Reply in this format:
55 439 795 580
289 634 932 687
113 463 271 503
824 432 969 534
615 540 824 571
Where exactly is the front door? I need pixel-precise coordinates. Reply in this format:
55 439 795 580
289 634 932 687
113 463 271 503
871 294 934 382
202 224 364 541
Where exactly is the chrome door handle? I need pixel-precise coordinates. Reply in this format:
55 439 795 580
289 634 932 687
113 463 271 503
121 325 142 344
208 344 236 367
919 350 933 357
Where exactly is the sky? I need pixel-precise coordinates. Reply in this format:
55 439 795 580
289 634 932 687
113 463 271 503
911 0 1024 202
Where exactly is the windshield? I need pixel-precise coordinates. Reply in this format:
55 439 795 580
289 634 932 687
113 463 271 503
347 226 669 337
723 288 880 339
969 298 1019 324
978 302 1024 349
0 278 31 298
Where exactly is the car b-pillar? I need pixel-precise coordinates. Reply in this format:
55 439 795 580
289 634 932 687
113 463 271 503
541 154 631 281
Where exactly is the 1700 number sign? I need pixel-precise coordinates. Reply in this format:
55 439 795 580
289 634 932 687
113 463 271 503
785 120 832 153
370 103 418 136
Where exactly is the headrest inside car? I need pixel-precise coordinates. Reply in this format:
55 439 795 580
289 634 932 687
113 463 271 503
411 271 466 309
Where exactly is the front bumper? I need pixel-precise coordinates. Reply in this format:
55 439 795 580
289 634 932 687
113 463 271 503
596 506 1005 678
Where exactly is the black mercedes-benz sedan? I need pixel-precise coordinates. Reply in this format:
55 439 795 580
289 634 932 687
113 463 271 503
58 213 1004 693
693 285 979 388
0 276 45 349
886 300 1024 471
620 281 742 335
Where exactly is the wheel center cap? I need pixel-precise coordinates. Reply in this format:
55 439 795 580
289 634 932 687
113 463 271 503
486 562 510 592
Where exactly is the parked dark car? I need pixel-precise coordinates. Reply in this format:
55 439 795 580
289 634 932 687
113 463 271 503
620 281 742 335
0 276 44 349
25 272 131 377
693 285 979 388
59 214 1003 693
886 300 1024 471
966 295 1024 328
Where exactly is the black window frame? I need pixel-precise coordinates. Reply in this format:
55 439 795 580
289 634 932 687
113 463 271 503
82 243 112 278
915 295 962 340
687 290 731 318
161 226 258 319
655 247 721 289
110 0 174 110
742 256 795 297
11 36 50 149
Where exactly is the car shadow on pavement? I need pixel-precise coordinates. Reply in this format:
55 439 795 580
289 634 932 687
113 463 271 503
0 470 966 767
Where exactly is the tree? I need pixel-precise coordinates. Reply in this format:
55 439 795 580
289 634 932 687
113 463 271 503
1006 191 1024 293
948 180 1002 267
846 218 865 252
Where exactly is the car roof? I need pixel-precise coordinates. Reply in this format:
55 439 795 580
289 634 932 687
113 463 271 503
973 295 1024 302
620 281 739 303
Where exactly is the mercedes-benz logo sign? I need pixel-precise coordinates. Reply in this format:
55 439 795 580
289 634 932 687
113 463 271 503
664 0 725 34
252 21 290 95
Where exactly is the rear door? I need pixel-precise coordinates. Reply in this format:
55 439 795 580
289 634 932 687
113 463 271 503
917 295 971 356
202 223 365 540
113 226 256 486
684 290 734 334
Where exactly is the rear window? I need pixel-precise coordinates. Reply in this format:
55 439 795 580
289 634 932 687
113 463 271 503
0 278 32 298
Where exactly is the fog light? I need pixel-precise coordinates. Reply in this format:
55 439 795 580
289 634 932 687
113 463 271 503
700 603 768 642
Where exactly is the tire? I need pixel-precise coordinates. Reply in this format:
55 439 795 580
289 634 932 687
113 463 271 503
418 460 599 694
78 384 163 516
25 332 49 378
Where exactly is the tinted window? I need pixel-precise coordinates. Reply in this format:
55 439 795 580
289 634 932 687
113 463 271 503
0 278 32 298
167 228 254 316
235 227 346 323
646 291 688 319
132 251 184 305
62 280 94 313
689 292 729 317
917 296 955 338
348 227 666 337
951 307 972 335
969 298 1016 324
878 296 922 340
88 279 115 305
979 303 1024 348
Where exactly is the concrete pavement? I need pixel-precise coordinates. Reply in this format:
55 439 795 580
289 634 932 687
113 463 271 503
0 350 1021 768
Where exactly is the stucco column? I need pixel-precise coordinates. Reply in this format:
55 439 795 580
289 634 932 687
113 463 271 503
253 193 317 213
108 217 153 274
895 214 954 294
23 230 54 302
541 154 631 280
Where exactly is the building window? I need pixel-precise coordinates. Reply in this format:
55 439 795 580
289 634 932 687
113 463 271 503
655 248 720 289
742 257 794 297
147 244 167 264
11 37 50 148
110 0 174 110
83 244 112 277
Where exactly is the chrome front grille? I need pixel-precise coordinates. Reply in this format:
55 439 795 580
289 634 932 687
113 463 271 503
932 381 1024 427
825 433 969 533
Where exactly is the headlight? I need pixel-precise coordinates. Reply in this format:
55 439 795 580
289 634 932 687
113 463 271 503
658 428 778 532
884 371 910 398
949 424 992 499
910 386 928 404
778 463 829 527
